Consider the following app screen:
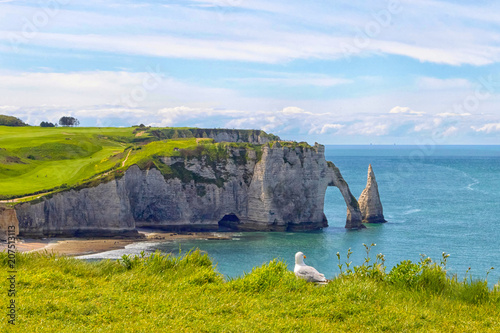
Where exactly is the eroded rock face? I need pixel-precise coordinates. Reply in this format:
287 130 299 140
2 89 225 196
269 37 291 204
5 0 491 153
0 205 19 241
15 143 365 237
358 164 386 223
15 181 137 237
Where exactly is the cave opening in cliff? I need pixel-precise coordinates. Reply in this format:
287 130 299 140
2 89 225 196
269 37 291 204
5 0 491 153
218 214 240 231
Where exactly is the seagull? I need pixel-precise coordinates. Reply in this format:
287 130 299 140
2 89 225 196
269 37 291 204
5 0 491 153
294 251 327 283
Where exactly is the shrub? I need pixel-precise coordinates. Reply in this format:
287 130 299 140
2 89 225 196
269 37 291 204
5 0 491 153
40 121 56 127
387 260 421 287
229 259 306 293
59 116 80 127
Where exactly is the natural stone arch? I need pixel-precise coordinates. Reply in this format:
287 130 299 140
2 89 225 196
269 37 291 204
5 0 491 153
325 162 365 229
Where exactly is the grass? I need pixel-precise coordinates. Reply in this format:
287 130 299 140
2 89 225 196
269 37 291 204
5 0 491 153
0 126 138 198
1 249 499 332
122 138 202 169
0 125 280 199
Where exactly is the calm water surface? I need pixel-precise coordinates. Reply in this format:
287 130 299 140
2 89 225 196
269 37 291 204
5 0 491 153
79 145 500 285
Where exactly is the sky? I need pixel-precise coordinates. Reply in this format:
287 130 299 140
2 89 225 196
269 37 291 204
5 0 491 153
1 0 500 144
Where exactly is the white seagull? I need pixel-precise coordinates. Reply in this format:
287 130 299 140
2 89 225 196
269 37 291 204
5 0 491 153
294 251 327 283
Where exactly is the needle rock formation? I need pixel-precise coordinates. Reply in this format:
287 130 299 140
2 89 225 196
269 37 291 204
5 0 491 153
358 164 386 224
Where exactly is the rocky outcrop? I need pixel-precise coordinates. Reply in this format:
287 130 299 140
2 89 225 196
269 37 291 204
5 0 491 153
0 205 19 241
14 143 365 237
358 164 386 223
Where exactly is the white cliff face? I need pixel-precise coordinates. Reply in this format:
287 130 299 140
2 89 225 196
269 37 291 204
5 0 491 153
246 144 329 230
14 143 365 237
15 180 136 237
358 164 386 223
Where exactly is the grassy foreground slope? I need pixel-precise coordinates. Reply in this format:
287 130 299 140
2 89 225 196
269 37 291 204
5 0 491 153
0 126 272 200
1 250 499 332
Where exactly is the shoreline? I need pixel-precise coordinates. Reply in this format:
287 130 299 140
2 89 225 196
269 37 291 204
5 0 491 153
0 229 233 256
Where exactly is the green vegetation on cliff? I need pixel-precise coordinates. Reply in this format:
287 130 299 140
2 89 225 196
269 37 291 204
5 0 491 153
1 250 498 332
0 126 278 200
0 115 28 127
122 139 264 187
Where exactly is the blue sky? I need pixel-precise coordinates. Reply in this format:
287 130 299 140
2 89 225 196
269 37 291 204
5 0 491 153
1 0 500 144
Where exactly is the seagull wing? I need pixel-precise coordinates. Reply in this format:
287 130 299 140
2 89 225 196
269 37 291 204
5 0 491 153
295 265 327 282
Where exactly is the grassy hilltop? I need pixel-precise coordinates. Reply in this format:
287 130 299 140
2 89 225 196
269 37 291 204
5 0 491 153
1 250 499 332
0 126 277 201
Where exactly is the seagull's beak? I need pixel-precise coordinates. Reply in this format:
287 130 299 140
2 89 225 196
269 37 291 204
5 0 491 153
303 255 306 259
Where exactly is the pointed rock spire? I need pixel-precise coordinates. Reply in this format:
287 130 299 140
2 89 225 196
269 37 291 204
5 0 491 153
358 164 386 223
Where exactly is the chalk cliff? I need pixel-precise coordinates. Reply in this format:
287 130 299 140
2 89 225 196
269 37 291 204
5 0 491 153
0 205 19 241
15 181 137 237
14 143 365 237
358 164 386 223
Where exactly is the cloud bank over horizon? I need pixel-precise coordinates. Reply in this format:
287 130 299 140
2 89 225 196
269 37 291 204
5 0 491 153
1 0 500 144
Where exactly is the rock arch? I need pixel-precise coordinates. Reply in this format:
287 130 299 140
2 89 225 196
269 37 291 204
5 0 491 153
325 162 365 229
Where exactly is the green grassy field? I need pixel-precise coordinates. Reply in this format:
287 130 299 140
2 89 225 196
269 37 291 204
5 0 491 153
0 126 138 198
1 250 499 332
0 126 273 200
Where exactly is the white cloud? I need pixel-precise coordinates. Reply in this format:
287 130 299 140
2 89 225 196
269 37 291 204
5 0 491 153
2 100 499 143
2 1 500 65
227 73 352 87
0 32 294 63
281 107 310 115
345 122 389 136
442 126 459 136
155 106 247 127
472 123 500 133
319 123 344 134
0 105 19 112
389 106 425 116
372 40 500 66
1 67 500 143
437 112 472 117
3 29 498 66
417 77 472 90
0 70 238 109
73 108 148 118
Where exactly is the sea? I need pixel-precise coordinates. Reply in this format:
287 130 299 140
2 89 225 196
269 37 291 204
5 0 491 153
78 145 500 286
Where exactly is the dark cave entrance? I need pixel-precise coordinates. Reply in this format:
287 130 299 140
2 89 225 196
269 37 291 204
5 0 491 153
218 214 240 231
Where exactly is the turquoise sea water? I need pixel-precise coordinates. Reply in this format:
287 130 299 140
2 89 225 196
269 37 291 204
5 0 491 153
79 145 500 285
